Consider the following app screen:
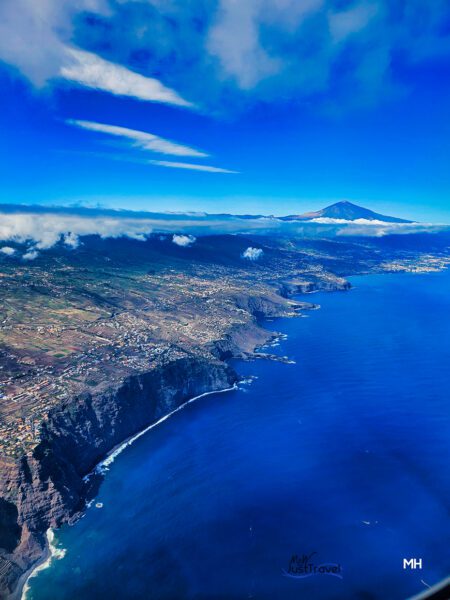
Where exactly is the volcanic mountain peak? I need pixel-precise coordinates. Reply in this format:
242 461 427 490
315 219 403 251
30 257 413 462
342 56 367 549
282 201 412 223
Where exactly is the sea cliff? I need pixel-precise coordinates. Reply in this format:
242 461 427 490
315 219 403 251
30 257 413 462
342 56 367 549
0 355 236 599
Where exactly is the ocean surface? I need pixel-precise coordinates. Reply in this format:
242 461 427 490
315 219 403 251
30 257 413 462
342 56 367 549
26 271 450 600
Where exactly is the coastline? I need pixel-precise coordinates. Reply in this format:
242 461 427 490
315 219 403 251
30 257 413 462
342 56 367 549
86 382 239 478
18 383 239 600
14 288 332 600
19 529 67 600
14 532 52 600
4 282 343 600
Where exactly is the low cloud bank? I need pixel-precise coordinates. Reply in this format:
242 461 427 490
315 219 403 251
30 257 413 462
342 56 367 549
310 218 448 237
0 209 448 261
0 212 155 260
0 212 154 248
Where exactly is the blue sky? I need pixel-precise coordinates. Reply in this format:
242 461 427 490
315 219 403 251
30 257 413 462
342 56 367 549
0 0 450 221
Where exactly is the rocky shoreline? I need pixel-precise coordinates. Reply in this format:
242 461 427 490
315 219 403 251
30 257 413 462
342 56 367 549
0 279 350 599
0 355 238 599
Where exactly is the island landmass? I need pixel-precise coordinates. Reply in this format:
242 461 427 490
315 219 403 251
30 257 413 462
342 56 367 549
1 217 449 599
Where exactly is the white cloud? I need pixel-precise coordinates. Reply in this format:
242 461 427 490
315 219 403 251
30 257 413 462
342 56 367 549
0 1 192 109
305 218 446 237
172 234 196 247
63 232 80 248
0 0 108 86
1 0 449 114
0 210 445 257
0 211 278 251
61 48 193 107
150 160 238 173
68 120 207 157
334 222 446 237
242 246 264 260
0 212 153 250
0 246 16 256
207 0 323 89
207 2 281 90
23 249 39 261
310 217 395 225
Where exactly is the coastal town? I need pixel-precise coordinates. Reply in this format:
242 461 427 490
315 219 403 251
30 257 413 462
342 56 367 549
0 234 448 460
0 246 316 459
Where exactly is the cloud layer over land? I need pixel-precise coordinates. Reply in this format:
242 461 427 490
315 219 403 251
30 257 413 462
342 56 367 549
0 208 447 261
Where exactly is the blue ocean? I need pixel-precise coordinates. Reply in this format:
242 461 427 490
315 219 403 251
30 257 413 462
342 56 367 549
26 271 450 600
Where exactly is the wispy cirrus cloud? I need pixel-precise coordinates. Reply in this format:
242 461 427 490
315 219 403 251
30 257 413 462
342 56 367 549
68 120 207 157
61 48 193 108
67 120 237 172
150 160 238 174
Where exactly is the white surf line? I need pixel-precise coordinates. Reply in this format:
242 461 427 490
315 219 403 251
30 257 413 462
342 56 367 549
84 383 238 480
21 530 65 600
